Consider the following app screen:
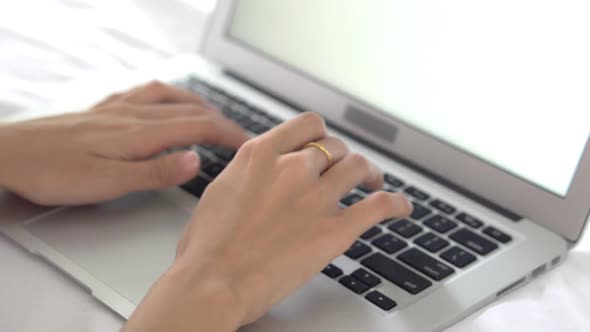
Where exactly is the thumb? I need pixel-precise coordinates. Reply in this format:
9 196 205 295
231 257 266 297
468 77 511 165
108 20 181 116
119 150 201 192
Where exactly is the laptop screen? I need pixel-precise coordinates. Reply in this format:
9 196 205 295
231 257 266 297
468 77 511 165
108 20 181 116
229 0 590 197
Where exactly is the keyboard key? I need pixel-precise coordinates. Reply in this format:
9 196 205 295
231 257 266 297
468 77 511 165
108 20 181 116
221 107 241 119
356 185 373 194
388 219 423 238
186 78 211 95
263 114 283 125
196 148 214 167
237 117 256 128
398 248 454 281
181 176 211 198
360 226 382 240
208 91 231 107
365 291 397 311
202 163 225 178
351 268 382 288
361 253 432 295
483 226 512 244
450 228 498 256
372 234 407 254
345 241 372 259
322 264 343 278
227 101 249 113
247 122 271 135
384 174 404 188
429 199 457 215
424 215 458 234
248 106 266 116
380 218 394 225
410 202 432 220
440 247 477 268
339 276 370 294
194 79 221 93
456 212 483 229
211 147 236 162
341 193 364 206
414 233 450 253
404 186 430 201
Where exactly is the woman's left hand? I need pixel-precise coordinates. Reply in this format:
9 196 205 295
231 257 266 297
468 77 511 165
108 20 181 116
0 81 249 206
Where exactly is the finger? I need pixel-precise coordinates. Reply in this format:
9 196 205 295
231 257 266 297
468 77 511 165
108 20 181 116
92 92 125 109
339 192 413 238
263 112 327 154
121 81 208 106
127 114 250 158
321 153 384 198
123 103 215 120
107 150 201 193
285 136 349 175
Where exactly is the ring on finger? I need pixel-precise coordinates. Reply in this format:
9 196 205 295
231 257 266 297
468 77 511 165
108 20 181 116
304 142 333 168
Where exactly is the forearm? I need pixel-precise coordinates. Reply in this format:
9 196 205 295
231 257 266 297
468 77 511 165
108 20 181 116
0 124 14 188
122 260 244 332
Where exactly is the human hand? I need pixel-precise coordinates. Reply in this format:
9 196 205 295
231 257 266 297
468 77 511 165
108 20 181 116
0 81 249 206
123 113 412 332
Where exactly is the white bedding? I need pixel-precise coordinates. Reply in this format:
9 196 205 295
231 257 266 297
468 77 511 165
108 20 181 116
0 1 588 331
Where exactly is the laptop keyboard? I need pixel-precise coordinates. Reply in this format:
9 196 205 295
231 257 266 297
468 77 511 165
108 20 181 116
175 76 514 313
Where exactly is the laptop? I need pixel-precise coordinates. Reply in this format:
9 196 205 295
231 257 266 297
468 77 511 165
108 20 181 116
2 0 590 331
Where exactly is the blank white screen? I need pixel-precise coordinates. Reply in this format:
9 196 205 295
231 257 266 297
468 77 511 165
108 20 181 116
230 0 590 196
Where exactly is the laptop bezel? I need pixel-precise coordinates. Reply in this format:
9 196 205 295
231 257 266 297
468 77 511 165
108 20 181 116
201 0 590 242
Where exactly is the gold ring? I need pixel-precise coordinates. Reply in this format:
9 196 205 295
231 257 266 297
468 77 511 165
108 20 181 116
304 142 333 167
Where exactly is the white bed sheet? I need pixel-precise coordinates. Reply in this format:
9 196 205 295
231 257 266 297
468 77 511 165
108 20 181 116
0 1 588 331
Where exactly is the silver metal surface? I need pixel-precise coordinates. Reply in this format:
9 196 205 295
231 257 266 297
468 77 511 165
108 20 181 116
203 0 590 242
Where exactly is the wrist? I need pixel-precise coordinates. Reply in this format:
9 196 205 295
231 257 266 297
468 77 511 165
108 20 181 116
0 124 14 188
167 258 246 328
124 257 245 332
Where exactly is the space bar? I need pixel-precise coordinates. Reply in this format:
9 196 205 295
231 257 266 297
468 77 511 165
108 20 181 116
361 253 432 295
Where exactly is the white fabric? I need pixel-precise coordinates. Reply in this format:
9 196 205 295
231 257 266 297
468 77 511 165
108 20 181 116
0 1 588 331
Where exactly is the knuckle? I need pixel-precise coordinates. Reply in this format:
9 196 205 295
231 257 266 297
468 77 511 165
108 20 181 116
333 137 350 154
107 103 136 116
371 191 394 214
281 154 307 170
194 115 217 129
238 140 256 155
301 112 326 133
146 80 166 92
295 154 314 170
190 105 206 113
393 193 413 216
107 92 122 101
278 155 313 182
241 138 261 152
150 160 172 186
238 138 266 158
95 104 119 114
126 136 147 154
123 119 144 133
331 226 358 252
349 153 370 172
183 117 215 137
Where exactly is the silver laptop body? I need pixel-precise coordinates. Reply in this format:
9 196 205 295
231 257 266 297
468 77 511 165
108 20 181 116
2 1 589 331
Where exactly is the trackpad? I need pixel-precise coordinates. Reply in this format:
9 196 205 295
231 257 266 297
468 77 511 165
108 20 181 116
25 192 191 305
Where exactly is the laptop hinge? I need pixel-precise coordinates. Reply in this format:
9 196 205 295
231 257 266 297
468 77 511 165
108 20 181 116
224 69 523 222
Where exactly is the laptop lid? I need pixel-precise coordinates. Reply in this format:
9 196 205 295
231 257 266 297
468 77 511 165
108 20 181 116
202 0 590 242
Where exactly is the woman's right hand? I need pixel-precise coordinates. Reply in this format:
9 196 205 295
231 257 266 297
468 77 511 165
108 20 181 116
123 112 413 332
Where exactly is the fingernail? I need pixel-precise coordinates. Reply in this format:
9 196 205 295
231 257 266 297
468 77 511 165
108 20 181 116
397 193 414 215
179 151 200 174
